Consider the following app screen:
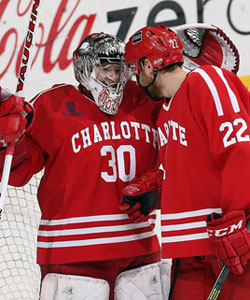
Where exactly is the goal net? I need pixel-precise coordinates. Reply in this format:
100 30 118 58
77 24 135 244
0 172 42 300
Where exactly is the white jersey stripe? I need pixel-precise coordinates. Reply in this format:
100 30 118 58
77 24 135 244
37 231 155 248
40 213 128 226
193 68 224 116
162 221 206 231
38 221 150 237
161 208 222 220
162 232 209 243
213 66 240 113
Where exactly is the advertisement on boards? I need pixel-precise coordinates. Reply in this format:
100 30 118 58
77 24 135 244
0 0 249 100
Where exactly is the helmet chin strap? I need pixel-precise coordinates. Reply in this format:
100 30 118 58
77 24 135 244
136 68 163 102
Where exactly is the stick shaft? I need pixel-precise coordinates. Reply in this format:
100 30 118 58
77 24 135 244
0 0 42 219
0 143 15 218
207 266 230 300
207 220 250 300
16 0 42 97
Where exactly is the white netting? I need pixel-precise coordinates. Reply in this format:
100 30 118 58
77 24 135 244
0 172 42 300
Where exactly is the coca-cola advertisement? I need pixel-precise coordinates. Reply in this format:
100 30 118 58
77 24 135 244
1 0 250 100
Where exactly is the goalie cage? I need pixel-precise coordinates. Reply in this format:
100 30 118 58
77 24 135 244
0 171 42 300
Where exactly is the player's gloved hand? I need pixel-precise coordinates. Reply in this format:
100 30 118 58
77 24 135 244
206 210 250 274
120 169 163 223
0 88 32 148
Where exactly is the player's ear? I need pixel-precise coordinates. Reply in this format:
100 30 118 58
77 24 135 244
142 58 154 74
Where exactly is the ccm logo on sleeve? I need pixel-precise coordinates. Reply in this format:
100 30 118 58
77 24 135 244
207 219 243 237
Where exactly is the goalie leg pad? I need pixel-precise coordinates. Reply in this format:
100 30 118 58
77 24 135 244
40 273 110 300
114 261 171 300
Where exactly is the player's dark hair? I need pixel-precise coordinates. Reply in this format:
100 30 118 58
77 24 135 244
161 62 183 73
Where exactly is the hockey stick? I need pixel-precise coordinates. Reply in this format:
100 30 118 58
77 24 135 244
206 265 230 300
0 0 42 219
206 220 250 300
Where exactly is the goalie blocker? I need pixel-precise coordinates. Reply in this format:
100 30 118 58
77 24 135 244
174 23 240 74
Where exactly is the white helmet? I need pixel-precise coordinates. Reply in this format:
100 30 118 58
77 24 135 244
73 32 129 115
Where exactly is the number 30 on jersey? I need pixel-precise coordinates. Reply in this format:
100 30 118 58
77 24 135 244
101 145 136 182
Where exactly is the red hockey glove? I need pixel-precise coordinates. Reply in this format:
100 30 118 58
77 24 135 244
120 169 163 223
0 94 32 148
206 210 250 274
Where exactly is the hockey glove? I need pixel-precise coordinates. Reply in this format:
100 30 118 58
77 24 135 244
0 92 32 148
120 169 163 223
206 210 250 274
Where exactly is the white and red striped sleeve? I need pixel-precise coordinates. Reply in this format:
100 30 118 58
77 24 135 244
188 65 250 212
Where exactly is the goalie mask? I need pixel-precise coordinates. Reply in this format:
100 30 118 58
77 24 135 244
73 33 130 115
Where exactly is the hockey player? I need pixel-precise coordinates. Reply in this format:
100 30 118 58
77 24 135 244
124 24 250 299
0 33 169 300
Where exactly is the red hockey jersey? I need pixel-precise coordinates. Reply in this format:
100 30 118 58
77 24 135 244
1 80 161 264
157 65 250 259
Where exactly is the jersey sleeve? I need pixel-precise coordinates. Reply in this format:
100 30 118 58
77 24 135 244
188 66 250 213
0 135 44 187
